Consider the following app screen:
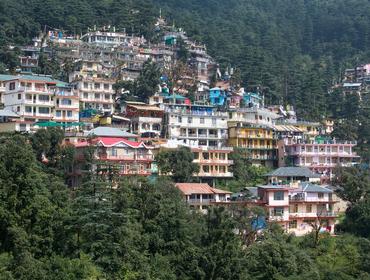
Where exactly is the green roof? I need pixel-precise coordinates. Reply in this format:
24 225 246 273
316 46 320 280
33 121 85 127
0 74 18 81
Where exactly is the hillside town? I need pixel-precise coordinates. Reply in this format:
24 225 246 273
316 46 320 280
0 17 364 238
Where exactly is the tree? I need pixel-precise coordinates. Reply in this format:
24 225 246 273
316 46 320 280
333 167 370 205
156 147 199 182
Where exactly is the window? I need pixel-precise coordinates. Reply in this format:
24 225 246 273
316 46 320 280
306 204 312 213
83 92 88 99
188 117 192 123
104 84 109 90
178 116 182 123
274 191 284 200
38 107 50 114
25 106 32 113
83 82 88 89
212 118 216 125
289 220 297 229
9 82 15 90
61 99 72 105
200 117 205 124
104 94 110 100
273 207 284 216
39 95 49 102
94 83 100 89
67 111 72 117
18 94 22 100
111 148 117 156
95 93 100 99
318 193 324 199
193 152 199 159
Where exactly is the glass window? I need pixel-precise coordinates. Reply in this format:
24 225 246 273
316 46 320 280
318 193 324 199
104 84 109 90
18 94 22 99
39 95 49 101
94 93 100 99
289 220 297 229
274 191 284 200
104 94 110 100
67 111 72 117
188 117 192 123
55 110 61 117
200 117 205 124
178 116 182 123
9 82 15 90
83 92 88 99
25 106 32 113
273 207 284 216
83 82 88 88
94 83 100 89
306 204 312 213
38 107 50 114
61 99 72 105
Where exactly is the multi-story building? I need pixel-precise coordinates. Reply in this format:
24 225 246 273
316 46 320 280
74 136 153 177
69 60 115 113
165 104 228 148
288 183 337 235
283 137 359 180
250 182 337 235
53 82 79 123
175 183 231 213
192 146 233 179
122 101 164 137
228 107 279 167
2 75 56 124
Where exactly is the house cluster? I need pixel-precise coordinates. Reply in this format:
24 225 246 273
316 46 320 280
176 167 342 236
0 19 361 237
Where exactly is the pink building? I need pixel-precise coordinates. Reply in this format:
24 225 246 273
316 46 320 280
283 139 359 181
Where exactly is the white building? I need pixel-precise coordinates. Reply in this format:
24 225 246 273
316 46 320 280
165 104 228 148
69 61 115 114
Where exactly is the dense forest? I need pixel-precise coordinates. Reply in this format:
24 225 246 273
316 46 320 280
3 0 370 121
0 129 369 279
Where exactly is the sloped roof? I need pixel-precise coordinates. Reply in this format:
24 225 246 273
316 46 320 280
0 74 18 81
175 183 232 195
87 127 137 138
0 109 19 118
300 182 333 193
266 167 321 178
95 137 146 148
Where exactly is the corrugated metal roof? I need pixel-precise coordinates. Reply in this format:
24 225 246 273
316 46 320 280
266 167 321 178
87 127 137 138
300 182 333 193
175 183 232 195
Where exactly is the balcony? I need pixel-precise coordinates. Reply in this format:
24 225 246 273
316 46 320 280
289 212 338 218
289 196 337 203
196 171 233 178
194 159 233 165
98 154 153 161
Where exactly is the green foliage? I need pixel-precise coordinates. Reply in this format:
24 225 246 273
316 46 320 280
156 146 200 182
227 148 269 192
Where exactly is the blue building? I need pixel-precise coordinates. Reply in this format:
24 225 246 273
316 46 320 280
242 92 263 108
209 87 227 106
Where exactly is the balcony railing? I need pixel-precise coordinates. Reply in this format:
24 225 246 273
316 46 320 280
289 212 337 218
98 154 153 161
289 196 336 202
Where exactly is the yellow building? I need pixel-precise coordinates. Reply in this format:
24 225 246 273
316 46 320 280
228 122 277 167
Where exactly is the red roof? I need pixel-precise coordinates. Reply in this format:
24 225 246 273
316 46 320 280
175 183 232 195
73 137 146 149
